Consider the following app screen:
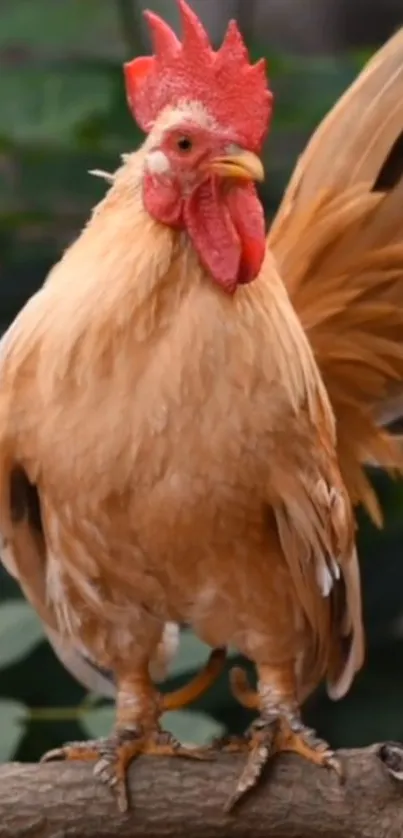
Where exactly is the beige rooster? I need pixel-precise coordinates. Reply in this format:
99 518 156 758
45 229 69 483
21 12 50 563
0 0 403 813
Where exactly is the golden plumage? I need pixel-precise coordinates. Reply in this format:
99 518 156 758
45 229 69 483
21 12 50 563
0 19 403 812
270 27 403 524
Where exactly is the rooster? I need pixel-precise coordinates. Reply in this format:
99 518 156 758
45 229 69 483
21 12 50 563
1 0 403 813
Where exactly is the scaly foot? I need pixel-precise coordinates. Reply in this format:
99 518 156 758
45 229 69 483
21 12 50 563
42 648 225 812
42 725 211 812
217 666 343 812
217 716 342 812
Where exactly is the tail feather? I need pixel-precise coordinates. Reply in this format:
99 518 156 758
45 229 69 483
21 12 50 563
270 28 403 229
268 29 403 522
327 547 365 701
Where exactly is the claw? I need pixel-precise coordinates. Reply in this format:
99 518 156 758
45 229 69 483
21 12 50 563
40 728 210 812
224 739 272 813
40 741 103 763
224 720 277 812
38 649 226 811
221 711 342 812
224 664 342 811
40 748 64 763
276 717 344 782
323 752 345 782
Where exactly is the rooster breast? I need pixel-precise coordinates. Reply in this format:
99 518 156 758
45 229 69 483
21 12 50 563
1 256 337 686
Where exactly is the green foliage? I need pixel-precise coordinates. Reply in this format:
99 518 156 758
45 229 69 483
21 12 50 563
0 601 43 669
0 1 124 55
0 0 403 769
83 705 115 739
0 2 379 294
0 700 26 760
0 65 115 146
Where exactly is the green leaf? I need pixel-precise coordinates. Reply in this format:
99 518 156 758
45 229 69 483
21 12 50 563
82 705 114 739
0 67 114 146
163 709 225 745
0 700 25 761
0 601 44 669
4 145 116 216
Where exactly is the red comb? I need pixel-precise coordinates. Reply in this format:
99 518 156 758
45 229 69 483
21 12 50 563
124 0 273 153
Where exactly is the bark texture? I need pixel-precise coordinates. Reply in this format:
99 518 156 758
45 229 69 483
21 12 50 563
1 743 403 837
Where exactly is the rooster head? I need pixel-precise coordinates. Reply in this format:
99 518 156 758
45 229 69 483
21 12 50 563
124 0 273 293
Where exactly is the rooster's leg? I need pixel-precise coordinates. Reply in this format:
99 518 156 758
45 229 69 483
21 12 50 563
218 663 342 812
41 648 225 812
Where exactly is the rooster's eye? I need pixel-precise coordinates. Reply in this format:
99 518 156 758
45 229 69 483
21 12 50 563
176 136 193 153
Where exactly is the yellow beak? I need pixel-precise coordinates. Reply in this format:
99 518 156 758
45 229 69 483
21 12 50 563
208 150 265 183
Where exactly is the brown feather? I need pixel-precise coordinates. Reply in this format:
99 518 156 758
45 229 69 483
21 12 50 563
0 144 360 704
8 51 403 713
269 28 403 526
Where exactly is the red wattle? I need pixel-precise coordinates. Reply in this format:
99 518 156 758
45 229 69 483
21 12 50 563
225 183 266 285
184 179 241 293
184 179 265 292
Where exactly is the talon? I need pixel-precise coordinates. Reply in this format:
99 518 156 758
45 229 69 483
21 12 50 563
40 747 65 763
39 649 226 811
40 742 102 763
224 712 340 811
40 727 205 812
224 742 271 813
276 717 342 779
224 721 277 812
326 753 345 782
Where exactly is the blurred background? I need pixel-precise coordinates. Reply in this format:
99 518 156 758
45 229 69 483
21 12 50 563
1 0 403 764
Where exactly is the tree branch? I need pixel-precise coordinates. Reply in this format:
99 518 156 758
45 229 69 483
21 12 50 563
1 743 403 838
